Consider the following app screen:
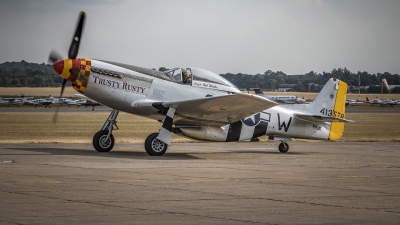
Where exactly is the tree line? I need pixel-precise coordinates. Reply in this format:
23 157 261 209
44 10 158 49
0 60 62 87
220 69 400 93
1 61 400 93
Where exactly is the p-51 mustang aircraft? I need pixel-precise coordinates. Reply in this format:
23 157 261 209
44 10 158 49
49 11 352 156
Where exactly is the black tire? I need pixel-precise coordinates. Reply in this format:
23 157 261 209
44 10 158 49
145 133 168 156
279 142 289 153
93 130 114 152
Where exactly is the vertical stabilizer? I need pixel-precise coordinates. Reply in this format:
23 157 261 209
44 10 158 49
309 78 348 140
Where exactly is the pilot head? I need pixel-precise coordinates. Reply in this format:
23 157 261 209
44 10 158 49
182 69 188 78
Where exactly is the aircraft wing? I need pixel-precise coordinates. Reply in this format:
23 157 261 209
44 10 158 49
136 93 278 126
294 114 354 123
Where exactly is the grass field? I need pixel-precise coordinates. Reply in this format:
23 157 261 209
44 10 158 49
0 111 399 144
1 87 399 144
341 113 400 142
0 112 193 144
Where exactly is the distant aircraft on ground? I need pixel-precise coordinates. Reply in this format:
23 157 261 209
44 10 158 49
253 88 306 104
365 97 400 107
19 94 103 110
22 95 53 108
380 99 397 107
345 99 364 107
66 99 87 106
0 97 21 106
47 11 353 155
78 100 102 110
70 94 102 110
52 97 73 106
366 97 383 105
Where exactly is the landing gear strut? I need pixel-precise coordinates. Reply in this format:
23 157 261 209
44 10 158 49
143 107 175 156
145 133 168 156
278 141 289 153
93 109 119 152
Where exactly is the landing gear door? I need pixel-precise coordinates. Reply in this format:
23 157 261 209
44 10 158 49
165 68 182 82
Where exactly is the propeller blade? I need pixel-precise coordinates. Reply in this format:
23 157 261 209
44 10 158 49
48 50 63 65
52 11 86 123
68 11 86 59
52 79 68 123
60 79 67 99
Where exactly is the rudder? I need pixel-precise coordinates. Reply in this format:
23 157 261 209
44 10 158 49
309 78 348 140
329 80 347 140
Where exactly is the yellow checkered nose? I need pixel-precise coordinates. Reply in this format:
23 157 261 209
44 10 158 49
53 58 91 93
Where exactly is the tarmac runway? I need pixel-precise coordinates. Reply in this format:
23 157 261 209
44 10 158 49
1 142 400 224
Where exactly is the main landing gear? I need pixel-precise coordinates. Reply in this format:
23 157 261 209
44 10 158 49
144 133 168 156
143 106 175 156
278 141 289 153
93 109 119 152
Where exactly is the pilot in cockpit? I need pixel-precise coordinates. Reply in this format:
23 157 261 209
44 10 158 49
182 69 192 85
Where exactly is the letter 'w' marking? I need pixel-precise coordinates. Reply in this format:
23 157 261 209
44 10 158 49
277 113 292 132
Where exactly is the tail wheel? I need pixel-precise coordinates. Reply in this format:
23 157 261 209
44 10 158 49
93 130 114 152
145 133 168 156
279 142 289 153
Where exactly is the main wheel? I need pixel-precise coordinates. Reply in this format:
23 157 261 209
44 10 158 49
145 133 168 156
93 130 114 152
279 142 289 153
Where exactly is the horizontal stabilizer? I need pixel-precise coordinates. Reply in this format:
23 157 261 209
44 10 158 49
295 114 354 123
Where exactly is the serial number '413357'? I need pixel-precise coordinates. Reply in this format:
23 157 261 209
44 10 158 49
320 108 345 118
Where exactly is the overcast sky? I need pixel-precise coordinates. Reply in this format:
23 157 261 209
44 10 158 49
1 0 399 75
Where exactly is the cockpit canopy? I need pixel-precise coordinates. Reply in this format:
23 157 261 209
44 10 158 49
94 60 239 92
165 67 239 92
